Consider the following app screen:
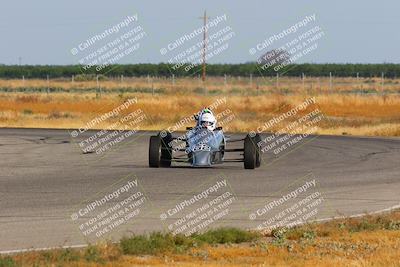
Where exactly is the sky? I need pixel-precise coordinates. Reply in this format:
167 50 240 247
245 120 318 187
0 0 399 65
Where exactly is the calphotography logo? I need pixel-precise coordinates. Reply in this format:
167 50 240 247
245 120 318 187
249 97 325 164
248 173 327 234
69 97 150 159
159 175 238 236
159 13 236 75
70 13 146 74
250 13 325 74
70 175 151 242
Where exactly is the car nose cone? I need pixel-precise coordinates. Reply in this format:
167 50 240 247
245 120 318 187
192 151 212 167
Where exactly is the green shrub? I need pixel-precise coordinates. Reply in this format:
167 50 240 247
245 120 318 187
121 232 185 255
192 227 259 244
386 220 400 230
120 228 259 255
84 245 102 263
0 257 16 267
271 228 287 246
58 248 80 262
193 87 206 94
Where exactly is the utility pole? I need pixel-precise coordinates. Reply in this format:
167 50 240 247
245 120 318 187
198 10 209 82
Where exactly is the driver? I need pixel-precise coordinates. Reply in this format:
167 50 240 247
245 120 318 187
196 108 217 131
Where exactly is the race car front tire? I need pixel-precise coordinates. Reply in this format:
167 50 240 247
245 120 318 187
159 132 172 167
149 136 162 167
244 135 256 169
149 134 172 167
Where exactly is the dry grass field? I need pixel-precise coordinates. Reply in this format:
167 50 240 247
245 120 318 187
1 75 400 94
2 210 400 266
0 77 400 136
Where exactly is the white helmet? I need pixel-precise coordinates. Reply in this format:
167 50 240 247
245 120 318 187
199 108 217 131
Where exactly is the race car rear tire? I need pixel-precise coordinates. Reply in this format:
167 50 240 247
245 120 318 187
244 135 256 169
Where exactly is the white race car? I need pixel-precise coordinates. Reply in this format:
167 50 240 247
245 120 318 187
149 108 262 169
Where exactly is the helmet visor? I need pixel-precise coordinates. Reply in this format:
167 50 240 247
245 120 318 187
201 121 212 127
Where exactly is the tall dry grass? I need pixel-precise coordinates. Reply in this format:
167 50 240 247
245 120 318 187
0 90 400 136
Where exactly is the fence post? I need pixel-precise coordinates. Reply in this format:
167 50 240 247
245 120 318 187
329 72 332 93
96 75 100 97
276 73 279 89
356 72 359 89
317 77 320 91
381 72 384 91
47 75 49 94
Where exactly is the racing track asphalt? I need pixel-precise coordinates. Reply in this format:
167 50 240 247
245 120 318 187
0 128 399 252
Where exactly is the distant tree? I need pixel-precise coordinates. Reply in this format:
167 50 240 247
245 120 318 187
0 63 398 78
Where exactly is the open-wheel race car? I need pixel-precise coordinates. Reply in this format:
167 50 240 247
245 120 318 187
148 108 262 169
148 128 261 169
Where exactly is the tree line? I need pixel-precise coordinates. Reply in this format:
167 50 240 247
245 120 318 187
0 63 399 79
